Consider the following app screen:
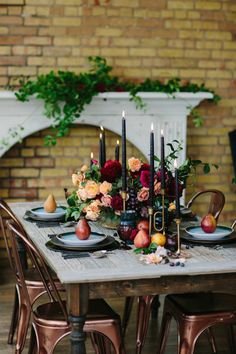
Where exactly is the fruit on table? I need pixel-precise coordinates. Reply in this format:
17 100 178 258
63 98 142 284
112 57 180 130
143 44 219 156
134 229 151 248
200 213 217 233
44 194 57 213
151 232 166 246
75 218 91 240
137 219 149 232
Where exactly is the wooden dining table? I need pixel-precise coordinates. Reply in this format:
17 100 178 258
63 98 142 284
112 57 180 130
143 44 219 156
11 202 236 354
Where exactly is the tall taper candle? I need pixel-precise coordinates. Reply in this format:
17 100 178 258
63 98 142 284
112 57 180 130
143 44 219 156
90 152 94 168
174 159 180 219
122 111 127 191
115 139 120 161
100 125 106 164
160 129 165 189
149 123 154 208
99 133 103 167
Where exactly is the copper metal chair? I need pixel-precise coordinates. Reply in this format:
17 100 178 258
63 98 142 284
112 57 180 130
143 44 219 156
6 220 125 354
157 292 236 354
0 199 50 351
186 189 225 221
122 189 226 354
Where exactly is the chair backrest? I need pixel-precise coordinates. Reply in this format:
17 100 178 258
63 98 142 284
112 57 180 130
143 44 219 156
186 189 225 221
6 220 68 322
0 199 27 271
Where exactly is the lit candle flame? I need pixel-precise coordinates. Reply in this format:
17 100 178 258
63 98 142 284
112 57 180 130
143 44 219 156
122 110 125 118
161 129 164 136
100 125 104 131
174 159 178 169
151 123 154 131
91 152 94 159
100 133 102 139
117 139 119 145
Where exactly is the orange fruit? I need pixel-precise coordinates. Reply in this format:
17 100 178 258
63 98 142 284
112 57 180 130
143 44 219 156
151 233 166 246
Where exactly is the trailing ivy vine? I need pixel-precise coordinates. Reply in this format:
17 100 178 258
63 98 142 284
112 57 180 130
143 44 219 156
15 56 220 146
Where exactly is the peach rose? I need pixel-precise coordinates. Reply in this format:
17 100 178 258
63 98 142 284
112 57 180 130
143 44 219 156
77 188 88 201
154 181 161 195
100 181 112 195
72 173 84 187
101 195 112 207
81 164 88 173
85 210 100 221
87 200 101 213
137 187 149 202
128 157 142 172
84 180 100 199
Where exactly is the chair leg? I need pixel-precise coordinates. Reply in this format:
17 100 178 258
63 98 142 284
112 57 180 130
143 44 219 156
136 295 155 354
28 325 37 354
226 324 236 354
122 296 134 336
33 322 70 354
88 320 124 354
15 294 31 354
151 295 160 320
90 332 110 354
7 286 19 344
206 327 217 354
156 304 173 354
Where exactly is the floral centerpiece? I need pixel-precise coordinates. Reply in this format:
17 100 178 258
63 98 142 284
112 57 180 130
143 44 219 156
66 140 216 228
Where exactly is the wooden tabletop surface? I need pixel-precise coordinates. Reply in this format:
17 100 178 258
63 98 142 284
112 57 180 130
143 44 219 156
11 202 236 287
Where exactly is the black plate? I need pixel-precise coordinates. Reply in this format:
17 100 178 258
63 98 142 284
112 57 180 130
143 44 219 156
46 235 119 252
181 230 236 245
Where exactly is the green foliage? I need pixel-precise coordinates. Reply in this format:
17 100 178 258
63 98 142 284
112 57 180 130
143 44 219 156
15 56 220 146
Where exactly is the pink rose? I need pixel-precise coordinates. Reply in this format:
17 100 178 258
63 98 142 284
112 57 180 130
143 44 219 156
154 180 161 195
137 187 149 202
84 180 100 199
101 195 112 207
100 181 112 195
128 157 142 172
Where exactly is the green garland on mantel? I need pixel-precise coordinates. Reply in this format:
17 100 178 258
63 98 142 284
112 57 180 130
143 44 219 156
15 56 220 146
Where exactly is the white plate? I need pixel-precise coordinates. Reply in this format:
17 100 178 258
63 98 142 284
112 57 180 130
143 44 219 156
185 226 233 241
56 232 107 246
30 206 66 219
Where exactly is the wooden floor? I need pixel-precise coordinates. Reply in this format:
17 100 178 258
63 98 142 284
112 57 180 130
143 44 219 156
0 259 232 354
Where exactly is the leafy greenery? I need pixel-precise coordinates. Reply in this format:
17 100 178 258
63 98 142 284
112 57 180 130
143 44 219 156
15 56 220 146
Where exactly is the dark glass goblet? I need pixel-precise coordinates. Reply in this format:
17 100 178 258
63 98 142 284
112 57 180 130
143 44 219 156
117 224 133 250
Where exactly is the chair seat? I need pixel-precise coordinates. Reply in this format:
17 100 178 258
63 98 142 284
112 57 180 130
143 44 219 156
35 298 120 325
169 293 236 316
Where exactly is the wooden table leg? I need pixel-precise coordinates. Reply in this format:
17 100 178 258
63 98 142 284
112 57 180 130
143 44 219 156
67 283 89 354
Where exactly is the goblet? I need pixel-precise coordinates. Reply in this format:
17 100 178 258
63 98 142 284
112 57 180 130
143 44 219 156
117 224 133 250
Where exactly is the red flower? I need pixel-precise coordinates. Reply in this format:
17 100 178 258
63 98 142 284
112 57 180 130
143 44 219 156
130 228 138 241
130 162 150 179
140 170 150 188
101 160 122 182
111 195 123 211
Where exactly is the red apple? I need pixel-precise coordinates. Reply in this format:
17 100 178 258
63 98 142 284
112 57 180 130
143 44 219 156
201 213 217 233
75 219 91 240
134 229 151 248
137 219 149 232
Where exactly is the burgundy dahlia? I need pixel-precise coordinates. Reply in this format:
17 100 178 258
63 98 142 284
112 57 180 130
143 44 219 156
111 194 123 211
100 160 122 182
140 170 150 188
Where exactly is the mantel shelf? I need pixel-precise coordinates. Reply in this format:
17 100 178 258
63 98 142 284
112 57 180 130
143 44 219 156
0 91 213 159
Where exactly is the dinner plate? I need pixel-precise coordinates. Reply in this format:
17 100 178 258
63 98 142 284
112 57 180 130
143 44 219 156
30 206 66 220
47 235 118 252
56 232 107 246
185 225 233 241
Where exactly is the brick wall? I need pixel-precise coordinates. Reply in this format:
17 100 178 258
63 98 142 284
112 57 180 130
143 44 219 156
0 0 236 254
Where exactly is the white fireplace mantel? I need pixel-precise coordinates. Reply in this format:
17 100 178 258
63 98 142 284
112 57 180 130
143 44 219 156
0 91 213 161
